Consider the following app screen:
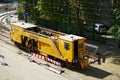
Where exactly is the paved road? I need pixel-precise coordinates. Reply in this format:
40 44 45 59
0 40 69 80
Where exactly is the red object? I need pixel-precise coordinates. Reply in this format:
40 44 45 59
31 53 61 66
0 54 4 58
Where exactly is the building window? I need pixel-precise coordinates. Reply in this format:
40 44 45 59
64 42 70 50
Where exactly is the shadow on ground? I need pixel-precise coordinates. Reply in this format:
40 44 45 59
67 65 111 79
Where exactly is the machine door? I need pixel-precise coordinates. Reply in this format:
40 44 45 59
74 40 78 59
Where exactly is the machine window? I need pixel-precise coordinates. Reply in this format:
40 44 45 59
79 43 83 49
64 42 70 50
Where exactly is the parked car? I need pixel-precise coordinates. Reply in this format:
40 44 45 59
85 23 109 34
93 23 109 34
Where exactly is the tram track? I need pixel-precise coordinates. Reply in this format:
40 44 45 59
0 16 12 46
0 12 30 57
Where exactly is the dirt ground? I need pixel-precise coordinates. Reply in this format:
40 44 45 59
84 40 120 80
87 40 120 56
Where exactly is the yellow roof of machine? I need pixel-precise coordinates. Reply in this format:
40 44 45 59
11 21 37 29
59 34 85 42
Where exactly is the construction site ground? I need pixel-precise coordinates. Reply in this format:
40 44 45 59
0 6 120 80
0 33 120 80
0 40 69 80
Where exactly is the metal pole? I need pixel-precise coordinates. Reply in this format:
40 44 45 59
34 1 35 22
24 4 28 23
34 0 37 23
68 16 71 34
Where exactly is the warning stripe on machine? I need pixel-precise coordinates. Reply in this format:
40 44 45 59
31 53 61 66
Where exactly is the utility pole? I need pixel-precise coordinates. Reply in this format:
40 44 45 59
68 16 71 34
68 1 72 34
24 4 28 23
33 0 35 23
34 0 37 23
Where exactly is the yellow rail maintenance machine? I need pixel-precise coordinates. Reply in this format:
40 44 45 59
10 21 105 69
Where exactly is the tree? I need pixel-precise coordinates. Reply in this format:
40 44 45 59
19 0 101 34
36 0 99 33
18 0 37 22
108 0 120 46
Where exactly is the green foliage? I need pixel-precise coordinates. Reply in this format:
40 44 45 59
36 0 69 21
18 0 37 22
36 0 99 33
19 0 100 34
36 0 97 23
108 1 120 43
80 0 98 24
18 7 24 20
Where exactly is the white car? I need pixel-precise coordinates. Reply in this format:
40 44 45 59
94 23 109 34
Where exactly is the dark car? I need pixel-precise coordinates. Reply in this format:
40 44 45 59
93 23 109 34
